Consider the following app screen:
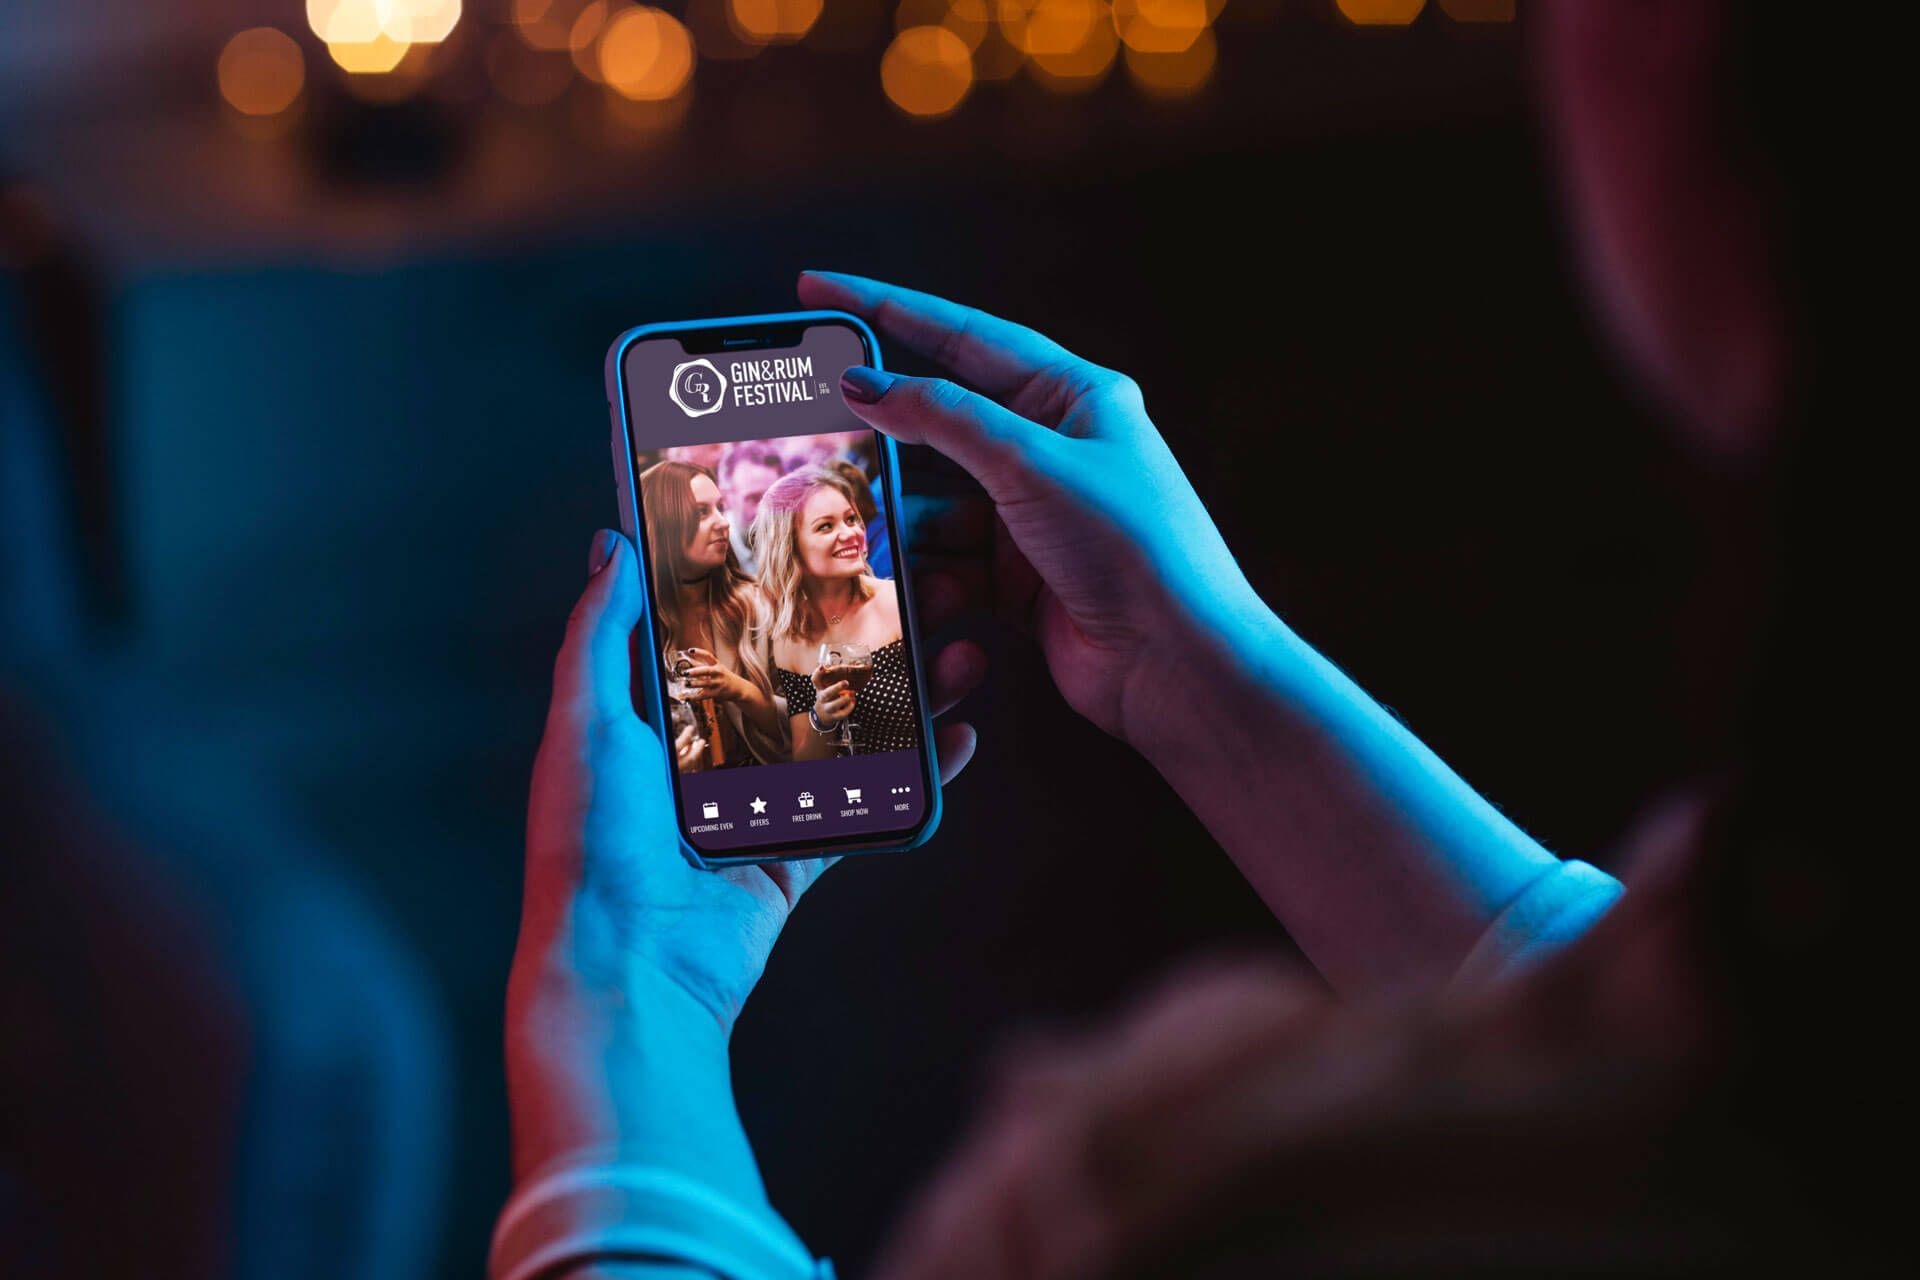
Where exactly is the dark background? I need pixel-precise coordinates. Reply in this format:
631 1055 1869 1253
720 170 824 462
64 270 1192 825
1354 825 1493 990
3 4 1707 1274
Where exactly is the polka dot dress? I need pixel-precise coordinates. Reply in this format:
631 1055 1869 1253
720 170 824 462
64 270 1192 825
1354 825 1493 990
778 638 920 754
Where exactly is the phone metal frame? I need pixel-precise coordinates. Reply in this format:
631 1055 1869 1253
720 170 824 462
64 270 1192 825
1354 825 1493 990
605 309 944 869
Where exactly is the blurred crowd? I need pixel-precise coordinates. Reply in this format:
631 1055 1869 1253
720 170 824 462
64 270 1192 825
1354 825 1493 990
657 430 885 577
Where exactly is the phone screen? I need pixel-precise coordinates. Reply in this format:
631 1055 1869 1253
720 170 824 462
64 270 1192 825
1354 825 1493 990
617 319 933 859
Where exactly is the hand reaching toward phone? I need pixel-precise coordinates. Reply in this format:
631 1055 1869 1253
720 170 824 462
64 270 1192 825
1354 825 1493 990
800 271 1615 995
798 271 1265 754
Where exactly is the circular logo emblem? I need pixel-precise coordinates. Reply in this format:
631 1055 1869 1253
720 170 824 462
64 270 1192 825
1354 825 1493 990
669 358 727 418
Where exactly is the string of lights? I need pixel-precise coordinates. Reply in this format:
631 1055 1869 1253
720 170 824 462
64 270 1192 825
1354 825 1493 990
215 0 1513 125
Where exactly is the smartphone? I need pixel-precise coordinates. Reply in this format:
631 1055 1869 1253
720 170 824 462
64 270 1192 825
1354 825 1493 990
605 309 942 868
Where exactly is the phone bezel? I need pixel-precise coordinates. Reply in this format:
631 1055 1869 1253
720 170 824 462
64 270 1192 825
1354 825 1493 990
606 309 944 868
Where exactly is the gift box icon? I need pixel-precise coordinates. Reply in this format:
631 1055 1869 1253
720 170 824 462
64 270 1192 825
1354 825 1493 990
797 791 814 809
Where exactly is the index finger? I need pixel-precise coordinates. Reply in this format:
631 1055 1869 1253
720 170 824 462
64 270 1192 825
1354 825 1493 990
798 271 1092 404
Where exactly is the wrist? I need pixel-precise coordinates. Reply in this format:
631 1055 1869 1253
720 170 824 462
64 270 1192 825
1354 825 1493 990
1124 591 1302 774
507 936 754 1190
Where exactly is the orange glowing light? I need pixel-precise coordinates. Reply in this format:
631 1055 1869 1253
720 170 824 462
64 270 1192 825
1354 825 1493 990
1437 0 1513 20
570 0 616 81
881 25 974 118
1336 0 1425 25
307 0 461 43
728 0 825 44
386 0 463 43
329 33 414 73
218 27 307 116
1015 0 1116 90
308 0 380 43
897 0 988 50
1111 0 1206 54
598 6 696 100
1123 23 1212 95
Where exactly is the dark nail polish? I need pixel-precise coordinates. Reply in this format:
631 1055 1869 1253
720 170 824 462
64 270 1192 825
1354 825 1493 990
840 366 894 404
588 529 619 578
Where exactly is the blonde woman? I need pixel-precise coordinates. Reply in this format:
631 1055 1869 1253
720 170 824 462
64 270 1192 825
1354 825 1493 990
638 460 788 770
749 465 920 761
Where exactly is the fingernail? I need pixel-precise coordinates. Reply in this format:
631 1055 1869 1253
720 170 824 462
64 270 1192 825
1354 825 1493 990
840 366 894 404
587 529 619 578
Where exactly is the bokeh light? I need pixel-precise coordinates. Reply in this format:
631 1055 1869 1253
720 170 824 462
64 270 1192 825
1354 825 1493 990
728 0 826 45
881 25 974 118
218 28 307 117
1123 24 1213 95
1336 0 1426 25
308 0 381 43
307 0 462 43
329 33 414 74
897 0 988 50
1012 0 1117 91
598 6 696 101
570 0 616 82
1111 0 1207 54
385 0 464 44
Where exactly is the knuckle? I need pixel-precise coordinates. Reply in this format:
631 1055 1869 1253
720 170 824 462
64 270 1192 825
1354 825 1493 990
1089 366 1144 406
922 377 973 413
929 307 979 370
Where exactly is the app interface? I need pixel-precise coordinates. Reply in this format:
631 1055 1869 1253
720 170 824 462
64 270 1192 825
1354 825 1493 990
621 323 928 854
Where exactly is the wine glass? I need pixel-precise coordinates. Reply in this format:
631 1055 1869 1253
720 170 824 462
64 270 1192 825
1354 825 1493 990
668 649 723 767
815 641 875 754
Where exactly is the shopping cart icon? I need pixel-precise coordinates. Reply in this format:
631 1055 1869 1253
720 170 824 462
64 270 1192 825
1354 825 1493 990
842 787 862 803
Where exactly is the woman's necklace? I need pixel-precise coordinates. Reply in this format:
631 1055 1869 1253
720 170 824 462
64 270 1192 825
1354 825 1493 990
815 585 854 640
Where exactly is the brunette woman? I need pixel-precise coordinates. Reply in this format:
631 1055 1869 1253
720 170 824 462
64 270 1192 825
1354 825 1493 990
638 459 787 770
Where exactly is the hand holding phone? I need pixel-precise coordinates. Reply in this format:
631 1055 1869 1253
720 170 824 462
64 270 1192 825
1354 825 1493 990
797 272 1262 759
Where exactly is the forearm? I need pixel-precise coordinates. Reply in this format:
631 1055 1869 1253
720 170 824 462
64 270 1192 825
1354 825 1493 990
506 930 769 1209
790 713 838 761
1135 597 1602 994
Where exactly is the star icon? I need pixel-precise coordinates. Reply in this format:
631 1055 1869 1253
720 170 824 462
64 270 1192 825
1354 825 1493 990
750 796 768 815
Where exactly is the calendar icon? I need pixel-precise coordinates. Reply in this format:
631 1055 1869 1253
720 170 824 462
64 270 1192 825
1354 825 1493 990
701 801 719 820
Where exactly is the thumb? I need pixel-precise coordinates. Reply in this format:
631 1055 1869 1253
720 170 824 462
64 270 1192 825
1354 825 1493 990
839 366 1059 504
549 529 644 732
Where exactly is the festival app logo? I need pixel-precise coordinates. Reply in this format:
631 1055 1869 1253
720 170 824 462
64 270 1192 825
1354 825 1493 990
669 358 727 418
